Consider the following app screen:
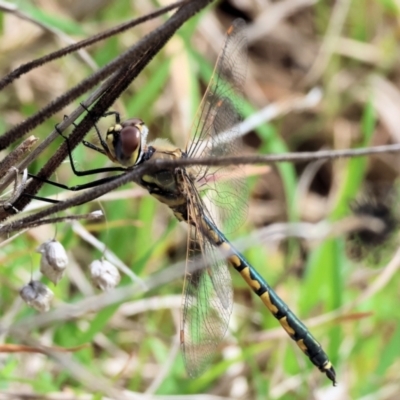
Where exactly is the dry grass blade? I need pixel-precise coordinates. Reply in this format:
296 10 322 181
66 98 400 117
0 135 37 178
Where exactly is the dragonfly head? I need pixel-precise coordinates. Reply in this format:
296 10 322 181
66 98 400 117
106 118 148 167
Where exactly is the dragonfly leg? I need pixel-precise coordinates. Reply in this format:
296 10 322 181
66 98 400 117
54 117 126 178
27 172 126 192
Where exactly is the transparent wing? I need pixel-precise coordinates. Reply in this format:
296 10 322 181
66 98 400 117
186 19 248 233
180 181 233 377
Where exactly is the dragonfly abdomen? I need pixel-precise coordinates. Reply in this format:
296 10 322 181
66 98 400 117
201 215 337 385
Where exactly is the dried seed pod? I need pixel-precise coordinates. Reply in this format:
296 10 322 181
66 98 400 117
90 210 104 218
89 259 120 291
20 281 54 312
37 239 68 284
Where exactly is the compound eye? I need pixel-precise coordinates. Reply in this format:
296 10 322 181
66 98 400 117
119 125 141 158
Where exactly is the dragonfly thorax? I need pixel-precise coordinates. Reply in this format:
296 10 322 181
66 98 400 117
137 141 189 218
106 118 148 167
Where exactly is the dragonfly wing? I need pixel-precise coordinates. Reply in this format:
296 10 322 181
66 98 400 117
187 19 248 233
201 95 248 234
181 222 233 377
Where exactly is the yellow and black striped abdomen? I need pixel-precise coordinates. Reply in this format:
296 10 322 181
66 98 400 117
202 214 336 385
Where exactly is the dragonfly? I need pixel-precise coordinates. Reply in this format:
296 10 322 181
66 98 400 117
29 19 336 384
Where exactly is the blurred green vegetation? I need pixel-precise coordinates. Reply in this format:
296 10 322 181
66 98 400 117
1 0 400 399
